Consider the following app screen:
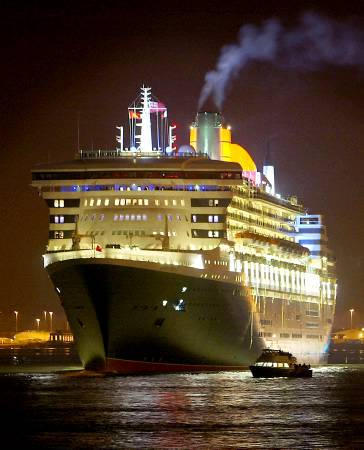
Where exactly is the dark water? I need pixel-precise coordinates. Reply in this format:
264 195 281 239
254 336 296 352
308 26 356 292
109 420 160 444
1 366 363 448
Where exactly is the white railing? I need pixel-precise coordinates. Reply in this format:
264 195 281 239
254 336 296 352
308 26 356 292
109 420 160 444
43 248 204 271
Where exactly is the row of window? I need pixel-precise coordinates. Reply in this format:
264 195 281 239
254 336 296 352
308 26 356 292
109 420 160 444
84 198 186 207
191 198 230 207
78 212 227 224
54 215 64 224
113 213 186 222
300 217 320 225
78 213 190 222
50 231 74 239
47 199 80 208
48 197 230 209
110 230 177 237
114 214 148 222
204 260 229 266
50 215 77 224
191 229 225 238
80 214 105 222
34 170 242 181
48 184 231 193
49 228 182 239
258 332 321 339
260 317 319 328
192 214 224 223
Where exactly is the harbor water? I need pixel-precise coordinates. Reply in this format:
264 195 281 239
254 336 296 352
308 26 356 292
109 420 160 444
0 364 363 448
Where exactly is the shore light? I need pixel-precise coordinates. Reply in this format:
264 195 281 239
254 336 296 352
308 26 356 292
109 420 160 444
349 309 355 329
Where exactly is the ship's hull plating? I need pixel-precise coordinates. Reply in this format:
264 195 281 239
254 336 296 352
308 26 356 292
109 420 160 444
48 258 330 373
48 258 263 372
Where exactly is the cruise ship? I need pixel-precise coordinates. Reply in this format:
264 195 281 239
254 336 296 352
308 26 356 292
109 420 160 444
31 87 336 373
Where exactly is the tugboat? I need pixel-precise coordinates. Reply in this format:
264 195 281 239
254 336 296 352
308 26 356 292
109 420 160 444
249 349 312 378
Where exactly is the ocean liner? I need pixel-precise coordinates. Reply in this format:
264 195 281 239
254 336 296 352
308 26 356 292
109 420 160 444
31 87 336 373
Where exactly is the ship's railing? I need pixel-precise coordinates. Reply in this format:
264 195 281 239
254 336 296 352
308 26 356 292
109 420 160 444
43 248 204 270
227 210 295 233
230 198 295 223
77 149 210 160
251 191 305 213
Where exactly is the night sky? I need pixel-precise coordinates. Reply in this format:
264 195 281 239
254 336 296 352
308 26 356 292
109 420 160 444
1 2 363 331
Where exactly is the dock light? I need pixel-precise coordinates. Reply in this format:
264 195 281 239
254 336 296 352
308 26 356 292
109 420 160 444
35 318 40 331
349 309 355 329
14 311 18 333
162 300 168 307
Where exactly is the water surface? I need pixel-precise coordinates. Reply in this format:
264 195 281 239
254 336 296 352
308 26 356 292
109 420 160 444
1 366 363 448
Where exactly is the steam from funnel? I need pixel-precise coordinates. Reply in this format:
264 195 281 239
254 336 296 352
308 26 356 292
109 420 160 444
199 13 364 109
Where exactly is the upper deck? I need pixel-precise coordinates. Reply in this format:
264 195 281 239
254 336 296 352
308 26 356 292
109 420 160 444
32 154 244 182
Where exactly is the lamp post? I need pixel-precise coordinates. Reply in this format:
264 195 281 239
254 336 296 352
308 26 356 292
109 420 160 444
36 318 40 331
14 311 18 334
43 310 47 328
349 309 355 329
49 311 53 332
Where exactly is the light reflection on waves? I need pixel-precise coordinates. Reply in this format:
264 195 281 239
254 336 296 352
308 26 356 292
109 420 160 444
0 366 363 448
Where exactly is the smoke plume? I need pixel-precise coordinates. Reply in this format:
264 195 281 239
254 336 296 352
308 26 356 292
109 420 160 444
199 13 364 109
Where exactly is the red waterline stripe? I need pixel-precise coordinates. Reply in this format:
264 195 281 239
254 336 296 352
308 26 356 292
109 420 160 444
106 357 247 374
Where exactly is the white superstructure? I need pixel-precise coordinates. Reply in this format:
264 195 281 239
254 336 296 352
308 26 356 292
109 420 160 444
31 86 337 366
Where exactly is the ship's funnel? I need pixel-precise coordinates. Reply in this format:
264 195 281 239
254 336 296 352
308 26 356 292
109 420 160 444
190 112 223 160
189 111 257 171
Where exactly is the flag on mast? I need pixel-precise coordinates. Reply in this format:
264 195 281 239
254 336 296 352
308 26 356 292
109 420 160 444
129 110 141 119
149 101 166 113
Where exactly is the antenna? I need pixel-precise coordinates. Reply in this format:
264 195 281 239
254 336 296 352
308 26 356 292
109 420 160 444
127 86 169 154
140 86 152 151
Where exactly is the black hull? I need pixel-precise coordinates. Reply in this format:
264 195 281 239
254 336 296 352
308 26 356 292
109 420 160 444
48 258 263 371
